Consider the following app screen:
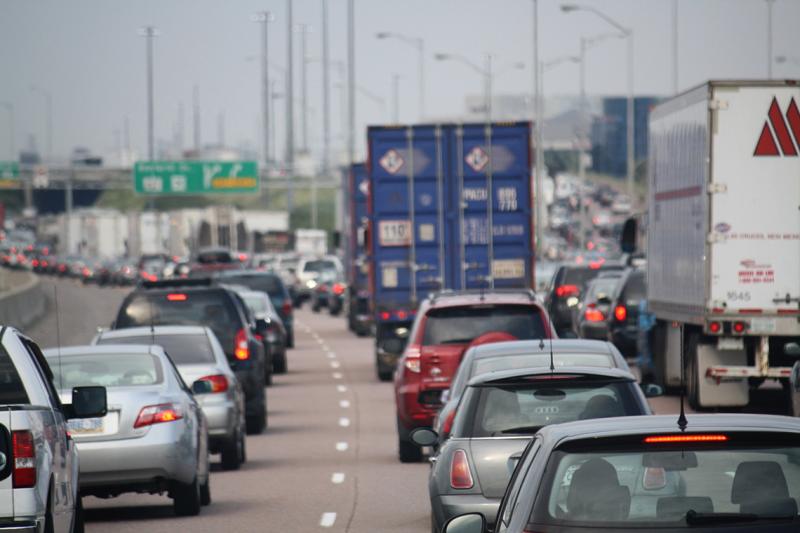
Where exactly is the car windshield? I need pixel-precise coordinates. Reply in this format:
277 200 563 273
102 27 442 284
243 294 274 315
0 348 29 404
586 278 620 303
304 259 336 272
96 334 216 365
468 380 640 437
422 305 546 345
116 292 239 350
532 443 800 528
219 273 284 298
561 266 624 294
48 353 164 389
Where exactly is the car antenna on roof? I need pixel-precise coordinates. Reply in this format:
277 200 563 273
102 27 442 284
677 324 688 431
548 321 555 372
149 298 156 346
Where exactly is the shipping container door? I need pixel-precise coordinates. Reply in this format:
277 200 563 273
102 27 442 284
447 123 534 290
369 125 446 309
709 85 800 316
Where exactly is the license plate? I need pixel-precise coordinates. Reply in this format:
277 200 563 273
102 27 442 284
718 337 744 351
750 317 777 334
68 417 104 435
378 220 412 247
492 259 525 279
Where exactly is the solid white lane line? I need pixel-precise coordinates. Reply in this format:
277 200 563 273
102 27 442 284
338 417 351 427
330 361 341 369
320 512 337 527
331 472 346 484
336 441 349 451
339 400 351 408
337 385 347 393
332 372 343 379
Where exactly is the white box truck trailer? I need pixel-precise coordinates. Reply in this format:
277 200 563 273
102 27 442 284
642 80 800 410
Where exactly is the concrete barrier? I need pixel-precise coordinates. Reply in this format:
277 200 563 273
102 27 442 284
0 269 47 330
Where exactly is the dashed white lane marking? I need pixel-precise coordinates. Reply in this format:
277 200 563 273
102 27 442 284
336 441 349 451
331 472 346 484
338 417 351 427
330 360 341 369
332 372 343 380
326 352 336 359
316 339 325 345
339 400 350 408
337 385 347 393
320 512 337 527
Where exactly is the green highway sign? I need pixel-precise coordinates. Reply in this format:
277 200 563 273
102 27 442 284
0 162 19 179
133 160 259 195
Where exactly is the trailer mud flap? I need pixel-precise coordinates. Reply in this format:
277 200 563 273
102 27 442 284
697 344 749 408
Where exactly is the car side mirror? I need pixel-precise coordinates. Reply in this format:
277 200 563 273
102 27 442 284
444 513 486 533
641 383 664 398
192 379 213 395
410 427 438 447
66 386 107 419
255 318 269 332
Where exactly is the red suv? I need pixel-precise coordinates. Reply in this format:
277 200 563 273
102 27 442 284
393 290 555 462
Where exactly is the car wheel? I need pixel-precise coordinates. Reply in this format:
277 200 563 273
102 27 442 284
398 436 423 463
220 432 242 471
200 474 211 506
44 490 54 533
273 353 288 374
72 497 85 533
238 427 247 463
173 477 202 516
377 367 393 382
287 331 294 348
312 304 320 313
264 367 273 386
246 412 265 435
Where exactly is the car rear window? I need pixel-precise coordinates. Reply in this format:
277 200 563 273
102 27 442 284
116 291 239 350
48 353 164 389
531 440 800 528
465 380 640 438
197 250 234 264
0 346 29 404
586 278 621 303
97 334 216 365
560 266 624 293
242 294 273 315
472 352 615 377
220 274 284 298
422 305 546 345
303 260 336 272
620 271 646 302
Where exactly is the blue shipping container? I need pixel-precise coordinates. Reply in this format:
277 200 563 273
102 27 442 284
367 121 535 324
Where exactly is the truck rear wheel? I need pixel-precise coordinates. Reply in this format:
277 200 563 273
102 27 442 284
684 331 701 411
651 320 669 390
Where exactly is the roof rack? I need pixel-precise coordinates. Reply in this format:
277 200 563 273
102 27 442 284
427 288 537 304
139 278 213 289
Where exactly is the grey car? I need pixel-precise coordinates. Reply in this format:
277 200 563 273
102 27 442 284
43 344 211 516
93 326 247 470
434 339 632 442
237 290 289 374
415 366 656 533
443 414 800 533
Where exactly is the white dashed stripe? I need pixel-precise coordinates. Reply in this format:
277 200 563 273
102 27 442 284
331 472 345 484
339 400 350 408
320 512 337 527
332 372 343 380
338 417 351 427
330 361 341 369
337 385 348 393
336 441 349 451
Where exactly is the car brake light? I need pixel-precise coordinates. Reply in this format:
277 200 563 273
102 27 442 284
281 300 293 316
589 259 605 269
396 310 408 320
332 283 345 296
167 293 188 301
442 409 457 436
555 284 579 298
733 321 746 334
450 449 474 489
380 311 391 321
404 347 421 373
196 374 229 393
584 308 605 322
642 467 667 490
12 430 36 488
644 434 727 444
708 321 721 334
614 305 627 321
134 403 184 428
234 329 250 360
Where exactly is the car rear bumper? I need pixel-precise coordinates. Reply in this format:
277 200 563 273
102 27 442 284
396 384 442 430
432 493 499 531
0 521 39 533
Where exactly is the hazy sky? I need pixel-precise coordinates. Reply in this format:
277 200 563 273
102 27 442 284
1 0 798 163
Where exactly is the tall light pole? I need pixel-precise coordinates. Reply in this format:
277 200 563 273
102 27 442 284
296 23 312 154
561 4 634 199
672 0 679 94
766 0 775 79
532 0 543 254
321 0 331 177
375 32 425 121
270 80 283 166
347 0 356 166
391 74 402 123
30 86 52 162
0 102 13 160
139 26 159 161
285 0 295 215
252 11 274 169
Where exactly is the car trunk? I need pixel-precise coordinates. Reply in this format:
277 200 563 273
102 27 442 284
419 344 466 407
0 409 12 517
468 437 532 498
60 387 166 442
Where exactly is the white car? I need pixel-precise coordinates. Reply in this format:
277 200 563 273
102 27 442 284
294 256 343 303
0 326 106 533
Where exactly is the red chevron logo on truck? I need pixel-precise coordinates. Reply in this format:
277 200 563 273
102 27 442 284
753 97 800 156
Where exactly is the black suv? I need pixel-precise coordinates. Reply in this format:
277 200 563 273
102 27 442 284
544 264 624 337
607 267 647 358
113 279 268 434
213 270 295 348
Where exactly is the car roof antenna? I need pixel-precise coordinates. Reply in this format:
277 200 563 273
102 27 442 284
548 325 555 372
149 298 156 346
677 324 688 431
53 285 64 391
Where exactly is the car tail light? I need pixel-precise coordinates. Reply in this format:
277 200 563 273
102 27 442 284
733 321 747 334
31 259 39 267
584 308 605 322
167 293 188 301
380 311 391 321
642 467 667 490
442 409 457 436
450 449 474 489
555 284 579 298
644 434 727 444
708 321 722 334
589 259 605 269
396 310 408 320
281 300 293 316
196 374 229 393
134 403 184 428
403 346 421 373
12 430 36 488
332 283 345 295
234 329 250 360
614 305 627 322
140 271 157 282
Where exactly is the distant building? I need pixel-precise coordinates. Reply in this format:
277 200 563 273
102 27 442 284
590 96 661 176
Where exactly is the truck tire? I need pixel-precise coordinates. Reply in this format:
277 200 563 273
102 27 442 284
173 477 202 516
200 474 211 506
377 359 393 382
651 320 669 390
398 436 423 463
684 331 701 411
72 497 85 533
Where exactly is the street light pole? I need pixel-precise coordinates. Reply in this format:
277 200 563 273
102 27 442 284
321 0 331 177
139 26 158 161
672 0 679 94
375 32 425 121
297 23 312 154
253 11 273 169
532 0 544 254
270 80 283 165
392 74 401 123
30 86 53 162
347 0 356 166
285 0 295 215
0 102 13 160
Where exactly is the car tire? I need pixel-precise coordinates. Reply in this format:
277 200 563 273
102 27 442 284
239 427 247 463
72 497 85 533
173 477 202 516
274 353 288 374
287 331 294 348
398 436 423 463
220 433 242 471
200 475 211 506
264 367 273 386
246 411 266 435
44 489 55 533
312 304 320 313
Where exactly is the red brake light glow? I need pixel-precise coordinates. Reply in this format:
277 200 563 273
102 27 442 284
708 321 722 334
614 305 627 322
380 311 391 321
644 434 728 444
332 283 345 295
166 293 188 301
733 321 746 334
197 374 229 393
234 329 250 360
396 310 408 320
584 308 605 322
450 449 474 489
403 347 421 373
555 284 579 298
134 403 184 428
442 409 457 436
281 300 293 316
12 430 36 488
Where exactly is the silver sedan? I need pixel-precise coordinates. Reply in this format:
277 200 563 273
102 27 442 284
93 325 247 470
43 344 211 516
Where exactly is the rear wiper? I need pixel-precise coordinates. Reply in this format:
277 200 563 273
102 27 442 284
685 511 795 525
495 426 542 435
